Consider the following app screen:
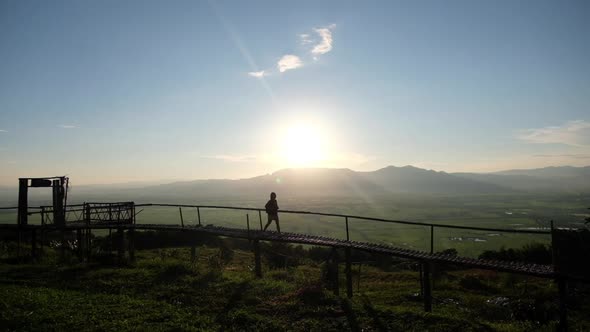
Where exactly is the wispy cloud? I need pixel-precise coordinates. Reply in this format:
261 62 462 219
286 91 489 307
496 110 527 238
248 24 335 76
58 124 77 129
248 70 266 78
277 55 303 73
532 153 590 160
299 33 313 45
0 129 6 132
311 25 335 58
200 154 257 162
517 120 590 147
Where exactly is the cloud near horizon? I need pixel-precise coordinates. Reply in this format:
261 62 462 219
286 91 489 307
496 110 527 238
532 153 590 160
277 55 303 73
58 124 77 129
248 70 266 78
200 154 257 162
517 120 590 147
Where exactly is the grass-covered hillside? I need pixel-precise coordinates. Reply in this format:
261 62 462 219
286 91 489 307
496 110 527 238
1 235 589 331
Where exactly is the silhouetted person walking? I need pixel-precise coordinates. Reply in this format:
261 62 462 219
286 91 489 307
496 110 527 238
263 192 280 233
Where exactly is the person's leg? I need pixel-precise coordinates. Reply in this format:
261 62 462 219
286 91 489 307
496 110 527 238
275 216 281 233
263 215 272 231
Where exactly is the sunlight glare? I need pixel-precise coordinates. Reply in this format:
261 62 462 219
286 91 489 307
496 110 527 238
283 124 324 167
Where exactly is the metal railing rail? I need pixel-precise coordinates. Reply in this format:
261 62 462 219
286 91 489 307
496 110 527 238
0 201 564 255
132 203 552 234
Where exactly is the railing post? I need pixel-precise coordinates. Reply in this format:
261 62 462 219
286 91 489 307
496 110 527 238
84 202 90 225
179 207 184 228
258 210 263 230
345 216 350 241
197 207 201 226
345 247 353 298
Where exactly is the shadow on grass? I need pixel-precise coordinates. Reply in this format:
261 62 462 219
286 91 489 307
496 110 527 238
215 280 251 327
153 261 195 283
340 297 360 332
361 294 388 332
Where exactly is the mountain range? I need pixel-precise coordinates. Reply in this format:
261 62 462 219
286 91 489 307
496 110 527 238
134 165 590 198
1 166 589 204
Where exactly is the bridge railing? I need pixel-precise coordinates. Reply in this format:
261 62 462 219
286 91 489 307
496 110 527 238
0 202 557 256
132 203 553 256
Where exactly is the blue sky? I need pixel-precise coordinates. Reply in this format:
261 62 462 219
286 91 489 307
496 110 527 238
0 0 589 185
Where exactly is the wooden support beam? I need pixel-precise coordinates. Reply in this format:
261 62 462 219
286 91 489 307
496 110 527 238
191 246 196 263
558 277 568 332
17 179 28 227
76 229 83 261
253 240 262 278
40 229 44 253
86 228 91 261
419 263 424 297
17 229 21 261
128 228 135 263
31 229 37 259
52 180 65 227
357 263 362 293
117 228 124 263
333 254 340 296
423 261 432 312
328 248 340 296
345 247 353 298
60 230 66 260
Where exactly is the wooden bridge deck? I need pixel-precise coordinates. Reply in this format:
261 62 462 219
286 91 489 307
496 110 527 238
0 222 555 278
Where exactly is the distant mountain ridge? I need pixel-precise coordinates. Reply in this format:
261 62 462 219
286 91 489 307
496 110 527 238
455 166 590 193
144 166 514 196
1 166 588 204
138 165 590 198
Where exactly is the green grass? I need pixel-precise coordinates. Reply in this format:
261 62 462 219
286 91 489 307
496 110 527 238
1 244 589 331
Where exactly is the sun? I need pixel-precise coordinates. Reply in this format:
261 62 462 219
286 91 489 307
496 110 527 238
282 124 324 167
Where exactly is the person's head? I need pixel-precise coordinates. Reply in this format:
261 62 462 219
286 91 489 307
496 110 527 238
270 192 276 199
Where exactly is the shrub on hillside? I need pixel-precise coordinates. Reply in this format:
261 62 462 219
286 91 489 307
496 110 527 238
478 242 551 265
